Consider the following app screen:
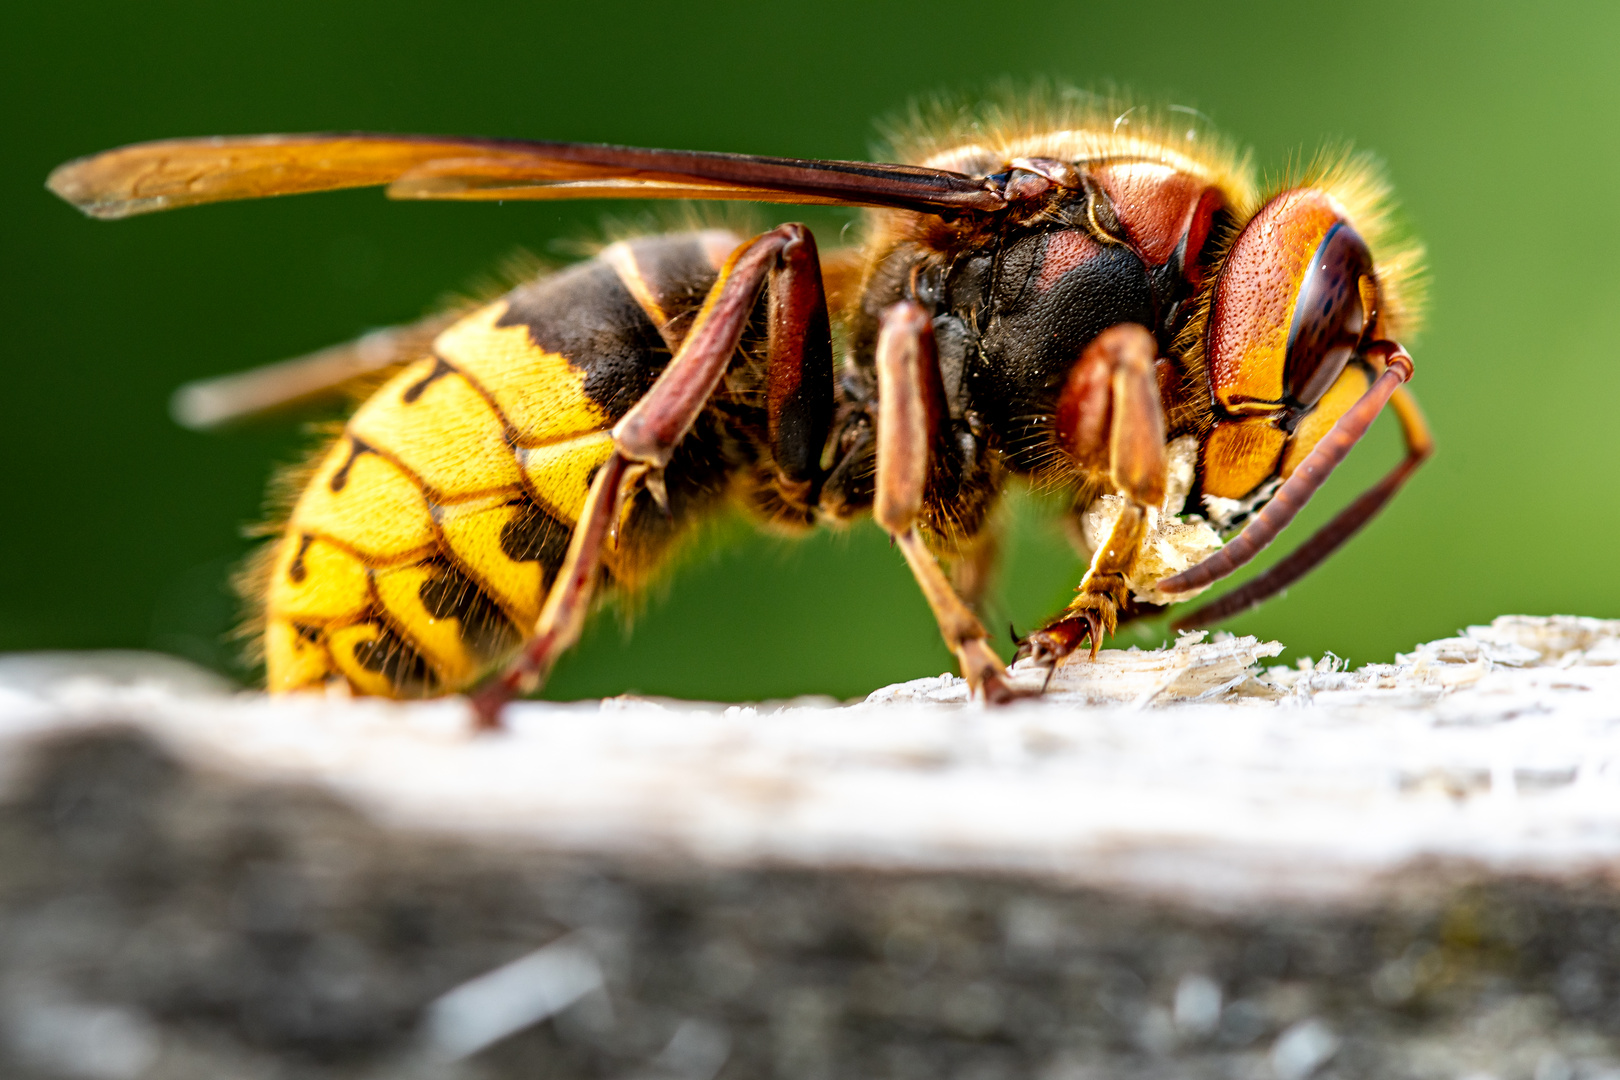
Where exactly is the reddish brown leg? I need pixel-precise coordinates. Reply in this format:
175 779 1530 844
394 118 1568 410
871 301 1015 703
1168 353 1430 629
469 224 832 727
765 228 834 501
1017 324 1168 676
470 453 633 728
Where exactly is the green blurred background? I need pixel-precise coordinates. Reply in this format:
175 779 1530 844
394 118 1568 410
5 0 1616 700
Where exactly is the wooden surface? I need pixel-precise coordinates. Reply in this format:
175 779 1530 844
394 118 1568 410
0 617 1617 1078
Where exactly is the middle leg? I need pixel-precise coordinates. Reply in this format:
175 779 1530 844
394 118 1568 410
871 301 1016 703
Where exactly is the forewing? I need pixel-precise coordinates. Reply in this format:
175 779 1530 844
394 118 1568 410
48 133 1004 220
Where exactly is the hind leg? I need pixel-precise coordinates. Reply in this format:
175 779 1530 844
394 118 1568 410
469 223 832 727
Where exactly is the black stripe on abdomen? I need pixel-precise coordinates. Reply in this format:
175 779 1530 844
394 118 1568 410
496 233 732 421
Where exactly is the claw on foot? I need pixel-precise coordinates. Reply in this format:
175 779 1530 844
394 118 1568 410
469 668 541 732
981 670 1021 704
1018 609 1110 693
1086 608 1104 661
958 638 1032 705
983 666 1048 703
468 686 507 732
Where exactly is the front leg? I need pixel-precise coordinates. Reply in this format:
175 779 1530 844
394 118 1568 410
1021 324 1168 670
871 301 1015 703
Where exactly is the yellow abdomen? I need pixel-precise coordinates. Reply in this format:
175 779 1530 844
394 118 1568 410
263 300 621 696
256 231 737 697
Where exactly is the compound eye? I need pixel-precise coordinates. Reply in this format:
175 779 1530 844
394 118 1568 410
1286 221 1375 407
